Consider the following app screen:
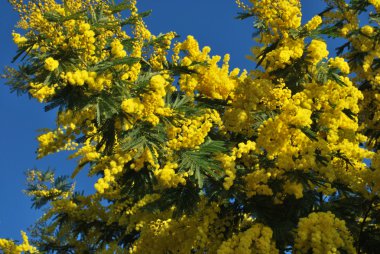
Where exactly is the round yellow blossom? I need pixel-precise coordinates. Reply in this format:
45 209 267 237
329 57 350 74
110 38 127 58
308 39 329 64
29 82 57 102
154 162 186 188
0 231 37 254
283 181 303 199
361 25 374 36
295 212 356 254
12 32 27 46
244 168 273 197
44 57 59 71
121 98 145 114
304 15 322 31
217 223 278 254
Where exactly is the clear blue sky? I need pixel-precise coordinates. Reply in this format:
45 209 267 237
0 0 331 241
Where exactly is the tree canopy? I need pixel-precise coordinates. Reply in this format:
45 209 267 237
1 0 380 253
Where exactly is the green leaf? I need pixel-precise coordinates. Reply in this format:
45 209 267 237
120 10 152 26
120 124 166 164
330 72 347 86
300 126 319 141
179 138 226 187
142 182 200 218
169 92 192 110
44 9 86 23
109 1 132 14
342 108 356 120
96 96 119 124
235 11 255 20
11 42 35 63
92 57 140 73
200 138 227 153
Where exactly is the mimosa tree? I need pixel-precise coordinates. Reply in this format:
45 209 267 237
1 0 380 253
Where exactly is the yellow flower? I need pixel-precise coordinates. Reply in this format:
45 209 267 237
44 57 59 71
304 15 322 31
12 32 27 46
121 98 144 114
361 25 374 36
329 57 350 74
29 82 57 102
111 38 127 58
0 231 37 254
294 212 355 254
308 39 329 63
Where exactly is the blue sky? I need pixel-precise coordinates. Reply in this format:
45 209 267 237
0 0 331 241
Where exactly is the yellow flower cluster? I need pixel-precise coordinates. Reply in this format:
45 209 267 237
167 110 221 150
8 0 133 109
125 194 161 217
218 140 257 190
27 188 63 198
37 107 96 158
198 54 240 100
223 76 279 136
61 70 111 91
44 57 59 71
234 140 256 159
294 212 355 254
48 199 78 218
37 130 77 158
307 39 329 64
244 167 273 197
335 5 380 156
94 152 133 194
244 0 305 71
174 36 240 99
121 98 144 114
69 139 101 176
167 117 212 150
257 99 313 167
217 154 236 190
329 57 350 74
361 25 374 36
65 21 97 61
29 82 57 102
110 38 127 58
0 231 37 254
141 74 170 125
283 180 304 199
154 162 187 188
250 71 371 197
121 74 171 126
130 200 221 253
149 32 177 69
304 15 322 31
57 107 96 131
257 38 304 72
217 223 278 254
262 83 293 110
117 206 147 231
12 32 27 46
250 0 301 41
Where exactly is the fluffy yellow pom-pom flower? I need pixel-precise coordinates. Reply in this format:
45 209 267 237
44 57 59 71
